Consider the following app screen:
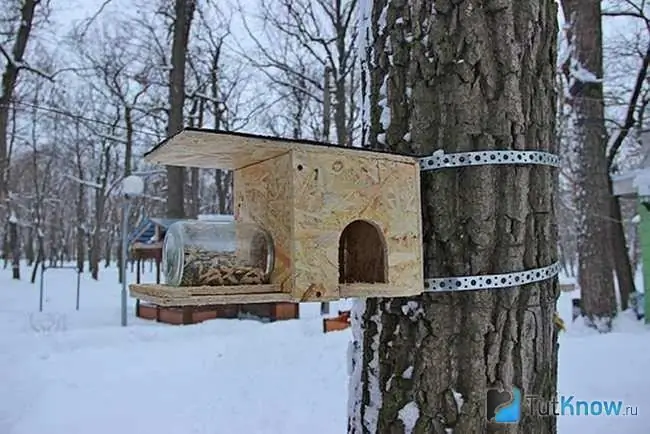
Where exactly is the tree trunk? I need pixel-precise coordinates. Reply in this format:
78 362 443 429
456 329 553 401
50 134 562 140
76 185 85 273
2 227 8 268
9 213 19 280
30 231 44 284
609 179 634 311
90 187 105 280
165 0 196 219
25 226 34 266
104 229 113 268
562 0 617 331
349 1 560 433
187 97 202 218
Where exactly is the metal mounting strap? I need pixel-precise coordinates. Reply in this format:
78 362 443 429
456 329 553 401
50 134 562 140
419 150 560 171
423 261 561 293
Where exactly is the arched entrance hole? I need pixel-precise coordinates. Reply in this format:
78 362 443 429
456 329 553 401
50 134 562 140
338 220 387 284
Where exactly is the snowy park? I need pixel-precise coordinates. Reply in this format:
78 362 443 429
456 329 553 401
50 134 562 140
0 264 647 433
3 0 650 432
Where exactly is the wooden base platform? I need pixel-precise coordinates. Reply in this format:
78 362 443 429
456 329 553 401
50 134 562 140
130 283 292 306
130 282 404 305
136 301 299 325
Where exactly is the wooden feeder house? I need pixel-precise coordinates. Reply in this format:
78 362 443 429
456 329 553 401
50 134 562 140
129 128 424 306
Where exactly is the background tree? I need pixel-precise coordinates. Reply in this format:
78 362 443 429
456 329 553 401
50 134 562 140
0 0 53 280
238 0 360 144
165 0 196 220
561 0 618 331
602 0 650 310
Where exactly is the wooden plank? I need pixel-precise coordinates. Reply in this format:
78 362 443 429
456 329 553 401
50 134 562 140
130 286 293 306
129 283 280 297
145 129 417 170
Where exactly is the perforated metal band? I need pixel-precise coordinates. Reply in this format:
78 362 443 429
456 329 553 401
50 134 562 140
423 262 561 293
419 150 560 171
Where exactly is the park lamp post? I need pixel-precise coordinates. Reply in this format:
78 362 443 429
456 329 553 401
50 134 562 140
120 175 145 327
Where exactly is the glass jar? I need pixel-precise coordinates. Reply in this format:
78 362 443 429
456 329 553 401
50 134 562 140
162 220 275 287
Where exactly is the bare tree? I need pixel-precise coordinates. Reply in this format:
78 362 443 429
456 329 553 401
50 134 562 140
601 0 650 310
0 0 51 203
0 0 53 279
238 0 359 144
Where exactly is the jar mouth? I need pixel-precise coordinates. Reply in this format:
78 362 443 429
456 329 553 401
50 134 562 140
162 230 184 286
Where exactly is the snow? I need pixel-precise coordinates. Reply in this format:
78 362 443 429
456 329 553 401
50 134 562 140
0 264 649 433
452 389 464 412
397 401 419 433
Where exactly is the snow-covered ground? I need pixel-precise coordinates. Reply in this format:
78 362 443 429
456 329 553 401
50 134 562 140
0 263 647 433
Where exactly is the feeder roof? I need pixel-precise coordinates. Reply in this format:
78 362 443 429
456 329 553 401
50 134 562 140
144 128 420 170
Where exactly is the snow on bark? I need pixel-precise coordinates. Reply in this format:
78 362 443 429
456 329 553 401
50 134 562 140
400 300 424 321
397 401 419 434
451 389 464 412
379 74 391 144
347 299 366 433
357 0 374 144
559 9 601 93
363 303 383 432
347 300 384 433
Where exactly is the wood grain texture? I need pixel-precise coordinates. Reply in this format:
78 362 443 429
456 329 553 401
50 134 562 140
145 129 417 170
291 149 423 301
234 153 294 292
129 284 291 306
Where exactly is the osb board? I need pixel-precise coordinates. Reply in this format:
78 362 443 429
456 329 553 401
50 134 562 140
234 153 294 293
129 283 280 297
291 149 424 301
144 129 417 170
130 286 293 306
339 283 419 298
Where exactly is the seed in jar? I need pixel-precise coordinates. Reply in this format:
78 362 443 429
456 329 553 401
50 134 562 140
177 246 268 286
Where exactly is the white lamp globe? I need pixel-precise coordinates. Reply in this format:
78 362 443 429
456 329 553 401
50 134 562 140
122 175 145 197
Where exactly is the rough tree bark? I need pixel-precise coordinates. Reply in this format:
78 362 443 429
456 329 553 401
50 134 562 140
561 0 617 330
349 1 560 433
166 0 196 219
